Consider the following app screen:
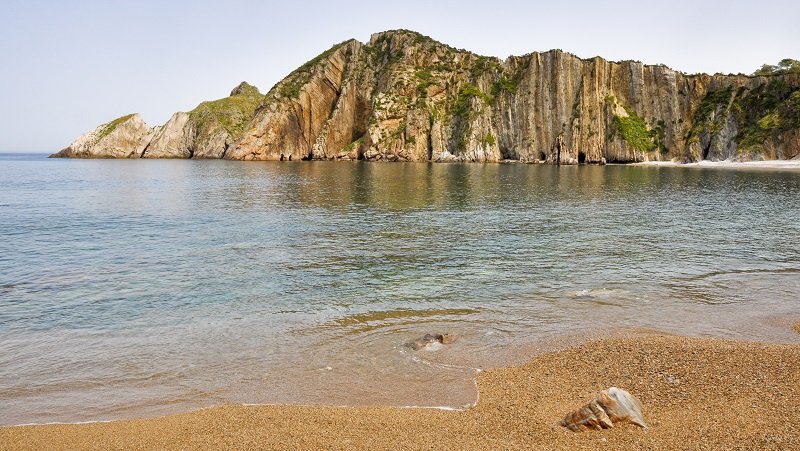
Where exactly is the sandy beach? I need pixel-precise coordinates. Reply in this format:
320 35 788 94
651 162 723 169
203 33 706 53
630 159 800 170
2 331 799 450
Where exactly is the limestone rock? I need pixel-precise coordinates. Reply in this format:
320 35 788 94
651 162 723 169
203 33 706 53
52 114 154 158
142 112 192 158
560 387 646 432
58 30 800 162
144 83 263 159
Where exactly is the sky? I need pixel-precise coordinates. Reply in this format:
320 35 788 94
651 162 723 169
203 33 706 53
1 0 798 152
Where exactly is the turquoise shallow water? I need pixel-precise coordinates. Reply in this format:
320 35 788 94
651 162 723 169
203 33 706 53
1 154 799 425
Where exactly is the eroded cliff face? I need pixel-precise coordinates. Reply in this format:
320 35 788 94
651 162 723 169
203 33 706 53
55 30 800 163
143 82 263 159
52 113 155 158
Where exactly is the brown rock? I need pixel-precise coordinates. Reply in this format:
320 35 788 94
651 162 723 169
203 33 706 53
407 334 438 351
438 333 456 344
560 387 646 432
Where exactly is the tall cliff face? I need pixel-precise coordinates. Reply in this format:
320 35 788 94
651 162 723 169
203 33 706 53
54 30 800 163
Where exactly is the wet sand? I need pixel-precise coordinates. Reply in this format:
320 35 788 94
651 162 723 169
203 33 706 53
2 334 798 450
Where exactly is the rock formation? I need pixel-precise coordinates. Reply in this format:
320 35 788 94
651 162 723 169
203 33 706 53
54 113 155 158
560 387 647 432
53 30 800 163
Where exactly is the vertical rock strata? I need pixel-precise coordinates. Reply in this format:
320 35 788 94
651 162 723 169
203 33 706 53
53 30 800 163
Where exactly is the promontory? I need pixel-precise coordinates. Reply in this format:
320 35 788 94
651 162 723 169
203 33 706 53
52 29 800 163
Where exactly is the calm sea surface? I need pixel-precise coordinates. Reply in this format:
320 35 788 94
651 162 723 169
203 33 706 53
1 153 799 425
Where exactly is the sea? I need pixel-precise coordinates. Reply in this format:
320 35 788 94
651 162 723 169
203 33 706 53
1 153 799 425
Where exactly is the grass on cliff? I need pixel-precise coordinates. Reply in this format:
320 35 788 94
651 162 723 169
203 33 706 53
688 87 734 140
276 40 350 98
451 83 493 149
471 56 500 78
343 136 366 153
735 80 800 150
453 83 491 119
491 76 517 97
690 80 800 152
189 90 263 138
415 69 434 98
96 114 135 141
614 110 656 153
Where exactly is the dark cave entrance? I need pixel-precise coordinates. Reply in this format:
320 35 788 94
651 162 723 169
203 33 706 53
578 151 587 164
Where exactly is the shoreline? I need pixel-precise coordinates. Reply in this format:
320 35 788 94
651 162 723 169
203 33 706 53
7 151 800 170
2 331 798 450
630 159 800 170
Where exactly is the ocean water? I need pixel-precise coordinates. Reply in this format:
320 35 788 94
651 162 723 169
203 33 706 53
1 153 799 425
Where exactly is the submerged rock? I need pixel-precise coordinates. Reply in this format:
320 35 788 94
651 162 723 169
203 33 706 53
560 387 646 432
407 333 456 351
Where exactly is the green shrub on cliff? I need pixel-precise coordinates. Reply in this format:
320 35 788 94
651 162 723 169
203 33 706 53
614 111 656 152
491 76 517 97
415 69 434 98
733 80 800 150
277 41 351 98
752 58 800 76
453 83 491 119
189 88 263 138
688 87 734 141
96 114 135 141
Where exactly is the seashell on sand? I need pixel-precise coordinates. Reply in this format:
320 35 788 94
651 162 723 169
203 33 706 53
560 387 647 432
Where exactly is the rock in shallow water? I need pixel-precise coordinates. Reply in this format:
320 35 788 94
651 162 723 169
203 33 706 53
560 387 646 432
407 333 456 350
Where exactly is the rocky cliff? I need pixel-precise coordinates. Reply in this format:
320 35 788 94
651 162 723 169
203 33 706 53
52 30 800 163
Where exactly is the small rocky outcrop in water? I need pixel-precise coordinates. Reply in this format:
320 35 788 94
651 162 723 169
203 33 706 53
54 30 800 163
407 333 456 351
560 387 647 432
54 113 154 158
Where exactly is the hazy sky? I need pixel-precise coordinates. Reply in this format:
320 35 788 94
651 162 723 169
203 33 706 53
1 0 798 152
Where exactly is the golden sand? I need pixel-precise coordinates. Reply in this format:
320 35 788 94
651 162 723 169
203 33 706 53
2 334 798 450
